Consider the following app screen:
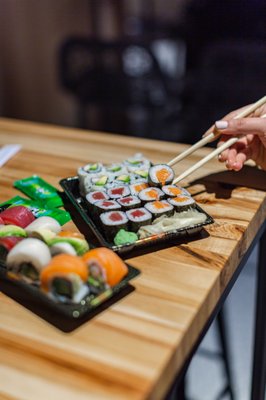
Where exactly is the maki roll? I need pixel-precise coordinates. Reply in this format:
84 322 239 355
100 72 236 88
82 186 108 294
100 211 128 241
107 186 130 199
126 207 152 232
113 174 131 185
106 163 127 175
117 195 141 210
0 205 35 228
144 200 174 219
0 236 24 262
83 247 128 287
167 196 196 211
130 182 149 196
162 185 189 197
40 254 89 303
6 238 51 283
148 164 174 187
138 187 164 202
123 153 151 171
85 190 109 211
94 199 121 217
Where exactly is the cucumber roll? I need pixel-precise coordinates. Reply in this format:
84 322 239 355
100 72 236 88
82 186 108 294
148 164 174 187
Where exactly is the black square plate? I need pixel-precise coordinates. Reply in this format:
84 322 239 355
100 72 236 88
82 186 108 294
60 176 214 258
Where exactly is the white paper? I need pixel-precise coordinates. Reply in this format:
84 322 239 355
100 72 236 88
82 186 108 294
0 144 22 168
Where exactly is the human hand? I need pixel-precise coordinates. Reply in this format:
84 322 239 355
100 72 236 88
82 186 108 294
204 103 266 171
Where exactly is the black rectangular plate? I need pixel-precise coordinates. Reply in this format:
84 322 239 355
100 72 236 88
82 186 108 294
0 262 140 331
60 176 214 258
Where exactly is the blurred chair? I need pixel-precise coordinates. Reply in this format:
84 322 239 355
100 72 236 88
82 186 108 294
58 37 186 140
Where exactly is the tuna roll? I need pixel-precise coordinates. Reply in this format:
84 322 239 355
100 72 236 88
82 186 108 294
126 207 152 232
117 195 141 210
107 186 130 199
100 211 128 241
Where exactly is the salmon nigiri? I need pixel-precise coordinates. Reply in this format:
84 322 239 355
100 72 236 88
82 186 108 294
40 254 89 302
82 247 128 287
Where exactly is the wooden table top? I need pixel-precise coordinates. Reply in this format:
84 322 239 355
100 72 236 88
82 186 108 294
0 118 265 400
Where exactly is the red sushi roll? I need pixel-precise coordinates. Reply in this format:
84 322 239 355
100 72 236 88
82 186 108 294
0 205 35 228
0 216 4 225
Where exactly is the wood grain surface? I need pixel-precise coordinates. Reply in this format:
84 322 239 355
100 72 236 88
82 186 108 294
0 118 265 400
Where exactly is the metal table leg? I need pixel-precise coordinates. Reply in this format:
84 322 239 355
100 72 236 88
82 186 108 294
251 228 266 400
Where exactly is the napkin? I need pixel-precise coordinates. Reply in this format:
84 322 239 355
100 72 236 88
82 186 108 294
0 144 22 168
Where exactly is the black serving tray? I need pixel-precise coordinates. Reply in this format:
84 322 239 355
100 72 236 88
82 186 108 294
60 176 214 258
0 261 139 331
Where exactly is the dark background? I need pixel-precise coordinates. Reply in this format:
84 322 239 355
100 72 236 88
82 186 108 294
0 0 265 144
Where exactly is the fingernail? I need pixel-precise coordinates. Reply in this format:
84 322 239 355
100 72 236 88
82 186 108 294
215 120 228 130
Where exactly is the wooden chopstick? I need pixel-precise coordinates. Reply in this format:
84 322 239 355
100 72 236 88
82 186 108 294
167 95 266 167
172 113 266 185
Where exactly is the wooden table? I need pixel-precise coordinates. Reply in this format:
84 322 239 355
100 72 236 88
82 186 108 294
0 118 265 400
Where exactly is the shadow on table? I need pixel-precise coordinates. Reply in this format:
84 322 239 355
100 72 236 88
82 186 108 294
190 165 266 199
0 269 136 333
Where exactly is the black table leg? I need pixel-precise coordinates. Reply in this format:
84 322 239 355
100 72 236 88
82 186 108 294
251 228 266 400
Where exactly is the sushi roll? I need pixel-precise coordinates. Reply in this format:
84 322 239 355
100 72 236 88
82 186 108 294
144 200 174 219
93 199 121 217
85 190 109 211
78 163 104 195
162 185 190 197
106 163 128 175
126 207 152 232
167 196 196 211
100 211 128 241
49 231 89 256
138 187 164 202
123 153 151 171
0 236 24 262
113 174 131 185
130 182 149 196
148 164 174 187
6 238 51 283
0 216 4 226
83 247 128 287
90 175 110 192
117 195 141 210
0 205 35 228
25 216 61 235
40 254 89 303
107 186 130 199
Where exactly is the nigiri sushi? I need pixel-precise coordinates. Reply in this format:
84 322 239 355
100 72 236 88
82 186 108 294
0 205 35 228
40 254 89 303
82 247 128 288
6 238 51 283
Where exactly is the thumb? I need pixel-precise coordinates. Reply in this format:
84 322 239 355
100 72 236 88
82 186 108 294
215 118 266 137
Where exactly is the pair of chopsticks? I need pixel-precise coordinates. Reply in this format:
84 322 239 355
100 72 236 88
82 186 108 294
0 144 22 168
168 95 266 184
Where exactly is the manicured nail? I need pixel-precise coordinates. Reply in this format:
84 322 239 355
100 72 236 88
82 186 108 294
215 120 228 130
